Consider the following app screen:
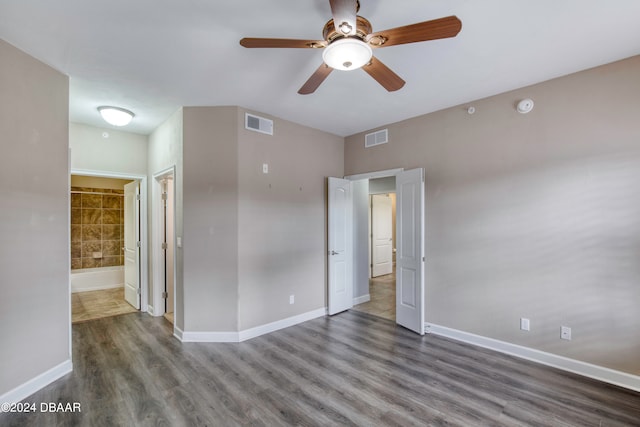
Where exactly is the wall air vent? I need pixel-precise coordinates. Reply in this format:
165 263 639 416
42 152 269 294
245 113 274 135
365 129 388 148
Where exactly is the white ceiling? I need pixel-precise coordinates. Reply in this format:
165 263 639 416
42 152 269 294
1 0 640 137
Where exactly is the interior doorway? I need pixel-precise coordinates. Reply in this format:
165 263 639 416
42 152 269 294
328 168 425 334
70 171 148 323
152 167 176 325
352 177 397 321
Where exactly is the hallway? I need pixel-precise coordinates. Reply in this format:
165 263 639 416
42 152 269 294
351 271 395 321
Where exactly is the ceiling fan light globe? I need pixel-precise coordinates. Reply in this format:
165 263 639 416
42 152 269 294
322 38 372 71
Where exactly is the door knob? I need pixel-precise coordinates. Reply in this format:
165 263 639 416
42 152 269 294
330 250 339 255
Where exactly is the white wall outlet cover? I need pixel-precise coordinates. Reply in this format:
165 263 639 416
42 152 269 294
262 163 268 174
517 98 534 114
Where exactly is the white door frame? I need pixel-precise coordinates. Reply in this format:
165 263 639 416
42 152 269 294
344 168 425 333
71 168 149 314
151 166 177 321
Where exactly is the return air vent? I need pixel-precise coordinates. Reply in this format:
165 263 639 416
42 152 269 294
245 113 273 135
365 129 388 148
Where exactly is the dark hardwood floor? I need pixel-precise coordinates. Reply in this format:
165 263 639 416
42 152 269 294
2 311 640 426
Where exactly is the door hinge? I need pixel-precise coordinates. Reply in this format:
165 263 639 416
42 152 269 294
136 241 141 248
136 194 141 201
161 192 168 200
136 288 141 295
161 242 168 250
162 291 168 299
422 256 425 262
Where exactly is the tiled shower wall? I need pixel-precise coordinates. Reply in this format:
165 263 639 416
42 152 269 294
71 187 124 269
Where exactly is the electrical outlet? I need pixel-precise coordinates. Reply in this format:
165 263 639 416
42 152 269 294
520 318 530 331
263 163 269 174
561 326 572 340
289 295 294 305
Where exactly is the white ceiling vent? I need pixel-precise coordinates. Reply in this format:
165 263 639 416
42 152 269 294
365 129 388 148
245 113 273 135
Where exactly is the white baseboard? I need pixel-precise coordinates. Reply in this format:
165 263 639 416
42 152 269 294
353 294 370 305
425 323 640 393
173 325 184 341
175 308 326 343
72 283 123 293
238 307 326 342
0 360 72 404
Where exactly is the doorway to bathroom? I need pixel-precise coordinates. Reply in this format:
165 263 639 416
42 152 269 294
70 170 148 323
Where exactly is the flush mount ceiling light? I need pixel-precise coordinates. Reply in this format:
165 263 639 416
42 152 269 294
98 106 135 126
322 38 372 71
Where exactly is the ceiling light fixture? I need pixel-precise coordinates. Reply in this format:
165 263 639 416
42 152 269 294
322 38 372 71
98 106 135 126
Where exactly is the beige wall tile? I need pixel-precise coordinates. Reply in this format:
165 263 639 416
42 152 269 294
102 209 120 224
81 208 102 224
82 225 102 241
103 225 120 240
81 193 102 208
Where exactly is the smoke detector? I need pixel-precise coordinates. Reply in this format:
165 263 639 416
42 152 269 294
516 98 534 114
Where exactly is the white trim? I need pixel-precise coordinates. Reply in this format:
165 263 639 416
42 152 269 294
425 323 640 393
173 325 184 341
151 166 177 321
72 283 122 293
345 168 403 181
353 294 370 305
175 308 326 343
0 360 72 404
179 331 240 343
238 308 326 342
71 168 149 313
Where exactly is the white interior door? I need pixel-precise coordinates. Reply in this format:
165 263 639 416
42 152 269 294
124 180 141 309
328 177 353 315
371 194 393 277
395 169 425 334
165 178 175 315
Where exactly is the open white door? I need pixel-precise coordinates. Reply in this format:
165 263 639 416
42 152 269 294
124 180 141 309
164 178 175 317
395 169 425 334
328 177 353 315
371 194 393 277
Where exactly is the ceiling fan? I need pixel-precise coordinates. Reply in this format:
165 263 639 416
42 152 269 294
240 0 462 94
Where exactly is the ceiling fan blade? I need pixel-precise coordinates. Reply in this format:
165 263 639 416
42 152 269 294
366 16 462 48
329 0 358 36
240 38 327 49
298 63 333 95
362 56 405 92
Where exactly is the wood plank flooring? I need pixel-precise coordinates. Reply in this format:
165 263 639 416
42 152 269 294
2 311 640 426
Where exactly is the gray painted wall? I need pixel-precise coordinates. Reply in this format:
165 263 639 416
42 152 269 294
0 39 70 395
182 107 239 332
345 55 640 375
148 109 183 328
237 109 344 330
70 123 148 175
